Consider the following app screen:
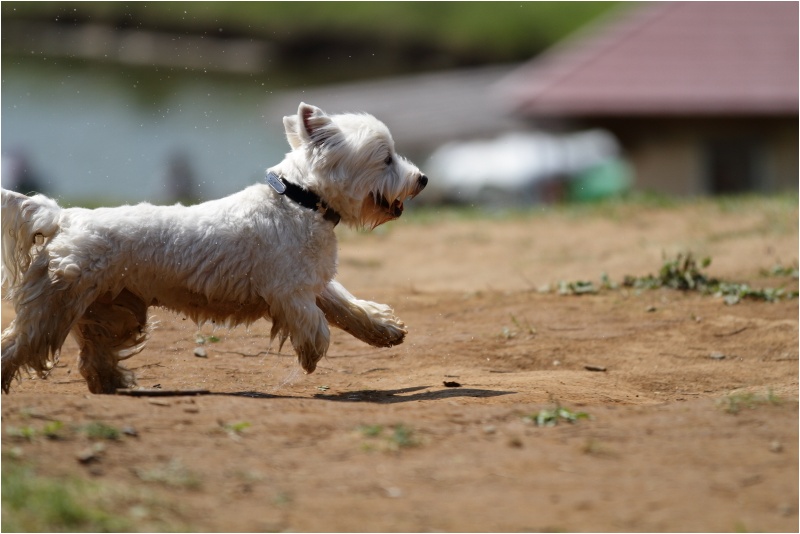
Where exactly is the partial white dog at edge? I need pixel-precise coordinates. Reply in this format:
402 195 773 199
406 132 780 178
1 102 428 394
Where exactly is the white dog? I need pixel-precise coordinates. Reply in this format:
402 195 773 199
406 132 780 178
1 103 428 394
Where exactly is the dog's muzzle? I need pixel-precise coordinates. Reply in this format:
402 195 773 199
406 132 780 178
396 174 428 218
378 174 428 218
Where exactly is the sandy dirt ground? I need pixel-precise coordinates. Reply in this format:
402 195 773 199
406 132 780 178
2 197 798 532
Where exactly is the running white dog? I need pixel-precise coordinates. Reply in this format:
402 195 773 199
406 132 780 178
1 103 428 393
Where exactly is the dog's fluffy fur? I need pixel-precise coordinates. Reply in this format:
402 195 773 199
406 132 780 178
1 103 427 393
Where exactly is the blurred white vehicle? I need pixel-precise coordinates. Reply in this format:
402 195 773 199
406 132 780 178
424 129 631 205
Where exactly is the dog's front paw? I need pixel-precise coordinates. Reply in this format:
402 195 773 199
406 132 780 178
363 303 407 347
375 319 406 347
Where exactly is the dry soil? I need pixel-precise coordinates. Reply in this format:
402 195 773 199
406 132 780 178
2 197 798 532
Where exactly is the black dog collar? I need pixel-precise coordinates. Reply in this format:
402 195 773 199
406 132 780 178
265 171 341 226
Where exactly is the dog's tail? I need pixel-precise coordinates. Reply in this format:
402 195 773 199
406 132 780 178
1 188 62 296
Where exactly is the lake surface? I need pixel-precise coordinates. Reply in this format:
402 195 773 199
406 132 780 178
2 58 296 204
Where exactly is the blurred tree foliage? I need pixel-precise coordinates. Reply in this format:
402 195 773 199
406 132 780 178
3 1 620 79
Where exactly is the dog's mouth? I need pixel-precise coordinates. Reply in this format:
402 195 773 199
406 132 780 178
363 175 427 228
360 192 408 229
376 194 405 218
372 176 427 219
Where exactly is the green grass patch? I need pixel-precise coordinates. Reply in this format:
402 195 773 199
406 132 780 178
525 405 592 427
5 425 37 442
222 421 251 435
358 423 420 451
622 253 798 304
83 422 121 441
549 252 797 305
761 263 799 278
6 420 67 442
403 194 797 237
133 460 202 491
3 454 193 531
501 314 537 340
389 425 417 449
194 334 221 344
718 390 782 415
2 456 133 532
358 424 384 438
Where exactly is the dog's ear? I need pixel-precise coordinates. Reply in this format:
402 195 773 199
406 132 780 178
284 102 339 147
283 103 340 150
283 114 304 150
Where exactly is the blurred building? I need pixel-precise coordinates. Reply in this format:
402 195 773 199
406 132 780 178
266 66 635 205
496 2 799 196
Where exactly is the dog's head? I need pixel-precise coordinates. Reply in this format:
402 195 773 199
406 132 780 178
280 103 427 228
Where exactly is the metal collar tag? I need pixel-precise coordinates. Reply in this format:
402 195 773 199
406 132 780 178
264 171 341 226
265 171 286 194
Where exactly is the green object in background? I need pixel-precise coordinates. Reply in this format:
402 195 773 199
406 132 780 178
569 159 633 202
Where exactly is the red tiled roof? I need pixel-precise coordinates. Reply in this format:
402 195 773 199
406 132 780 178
497 2 799 116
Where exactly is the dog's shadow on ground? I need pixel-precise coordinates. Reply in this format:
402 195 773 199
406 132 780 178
120 386 515 402
311 385 515 404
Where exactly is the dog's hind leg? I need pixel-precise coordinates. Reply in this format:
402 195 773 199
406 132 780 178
1 260 87 393
71 289 150 394
316 280 407 348
0 324 38 393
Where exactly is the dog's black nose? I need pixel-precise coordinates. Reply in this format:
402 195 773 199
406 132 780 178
419 174 428 189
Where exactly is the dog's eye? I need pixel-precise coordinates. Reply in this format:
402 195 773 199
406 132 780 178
384 155 393 166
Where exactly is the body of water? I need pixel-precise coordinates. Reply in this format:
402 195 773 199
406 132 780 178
2 59 295 204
